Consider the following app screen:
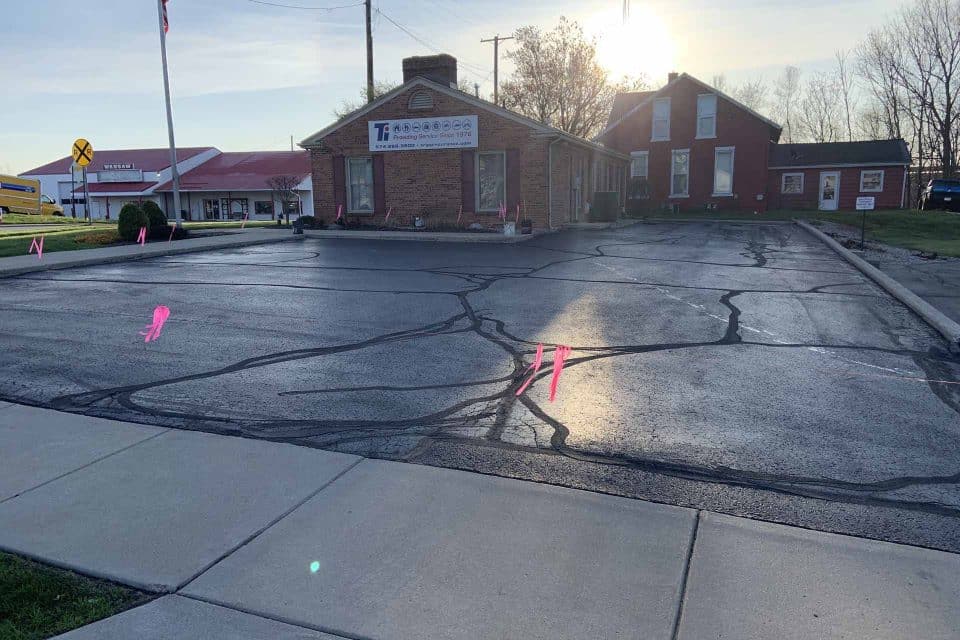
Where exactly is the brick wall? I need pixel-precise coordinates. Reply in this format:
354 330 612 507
766 165 907 210
601 75 777 213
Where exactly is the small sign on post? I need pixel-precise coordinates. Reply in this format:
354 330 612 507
72 139 94 223
855 196 875 250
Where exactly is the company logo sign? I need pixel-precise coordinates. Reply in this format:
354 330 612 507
368 116 478 152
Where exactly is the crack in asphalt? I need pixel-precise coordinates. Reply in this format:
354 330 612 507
8 226 960 519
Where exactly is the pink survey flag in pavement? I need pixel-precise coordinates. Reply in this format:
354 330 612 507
28 236 44 260
336 204 343 221
139 305 171 343
385 206 392 223
548 345 573 402
136 226 147 246
241 210 249 229
457 204 463 224
515 342 545 397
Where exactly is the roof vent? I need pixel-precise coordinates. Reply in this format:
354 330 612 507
408 91 434 111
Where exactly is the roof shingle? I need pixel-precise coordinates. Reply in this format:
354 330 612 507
769 139 910 167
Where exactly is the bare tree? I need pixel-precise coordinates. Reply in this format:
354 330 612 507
798 72 843 142
732 78 768 114
835 49 858 141
712 74 727 92
266 175 301 225
773 66 802 142
501 17 648 138
333 81 398 120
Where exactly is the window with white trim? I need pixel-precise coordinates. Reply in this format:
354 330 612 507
781 173 804 194
671 149 690 197
652 98 671 141
476 151 506 212
697 94 717 138
346 157 374 213
630 151 649 178
860 170 884 192
713 146 734 195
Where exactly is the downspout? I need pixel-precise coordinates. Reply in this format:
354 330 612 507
547 135 562 230
900 165 908 209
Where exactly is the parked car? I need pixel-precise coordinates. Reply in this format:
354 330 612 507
919 178 960 211
0 175 63 216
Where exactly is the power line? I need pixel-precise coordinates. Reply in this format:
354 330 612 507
375 7 489 76
245 0 362 10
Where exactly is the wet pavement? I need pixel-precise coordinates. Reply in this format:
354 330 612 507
1 221 959 551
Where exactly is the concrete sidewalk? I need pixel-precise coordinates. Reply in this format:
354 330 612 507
0 228 302 278
0 402 956 639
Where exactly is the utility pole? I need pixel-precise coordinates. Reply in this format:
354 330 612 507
157 0 182 228
365 0 374 102
481 34 513 106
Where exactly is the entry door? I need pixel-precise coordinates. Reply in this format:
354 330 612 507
819 172 839 210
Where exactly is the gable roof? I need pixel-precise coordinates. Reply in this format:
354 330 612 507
300 76 627 159
768 139 911 168
20 147 217 176
155 151 310 192
606 91 655 131
598 73 782 141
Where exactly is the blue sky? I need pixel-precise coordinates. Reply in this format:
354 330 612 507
2 0 903 174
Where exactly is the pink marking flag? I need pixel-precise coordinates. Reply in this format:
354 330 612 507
515 342 545 397
457 204 463 224
28 236 44 260
241 211 249 229
548 345 573 402
515 203 520 223
336 204 343 222
139 305 171 343
168 226 175 242
385 206 392 223
136 226 147 246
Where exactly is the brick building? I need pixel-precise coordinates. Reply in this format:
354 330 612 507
599 72 911 213
301 55 628 230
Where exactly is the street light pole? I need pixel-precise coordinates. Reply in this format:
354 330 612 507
157 0 182 228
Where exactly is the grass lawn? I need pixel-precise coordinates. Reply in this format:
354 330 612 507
0 551 149 640
0 213 111 226
0 228 123 258
632 208 960 257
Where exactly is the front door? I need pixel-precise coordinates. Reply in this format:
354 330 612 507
819 172 839 210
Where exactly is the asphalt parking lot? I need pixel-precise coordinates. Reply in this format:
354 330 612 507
1 221 958 552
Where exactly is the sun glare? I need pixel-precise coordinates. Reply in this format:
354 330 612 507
591 5 675 84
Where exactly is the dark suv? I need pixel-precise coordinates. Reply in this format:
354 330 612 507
919 178 960 211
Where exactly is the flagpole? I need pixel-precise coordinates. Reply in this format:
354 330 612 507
157 0 182 228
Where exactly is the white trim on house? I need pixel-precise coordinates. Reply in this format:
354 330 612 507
696 94 718 139
781 172 805 194
712 146 735 196
818 171 840 211
599 72 782 140
670 148 690 198
630 150 649 178
859 169 884 192
651 97 671 142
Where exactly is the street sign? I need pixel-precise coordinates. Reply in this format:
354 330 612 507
855 196 875 210
72 138 94 167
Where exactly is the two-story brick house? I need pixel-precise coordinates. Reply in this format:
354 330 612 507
598 72 912 213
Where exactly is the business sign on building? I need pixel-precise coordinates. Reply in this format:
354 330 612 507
368 115 478 152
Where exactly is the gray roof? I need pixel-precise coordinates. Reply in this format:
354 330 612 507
769 139 910 167
605 91 656 130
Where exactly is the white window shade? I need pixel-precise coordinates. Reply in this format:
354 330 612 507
652 98 671 141
713 147 734 195
630 151 649 178
697 94 717 138
671 149 689 196
346 157 374 212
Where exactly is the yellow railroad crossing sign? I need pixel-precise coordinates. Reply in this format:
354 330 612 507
72 138 93 167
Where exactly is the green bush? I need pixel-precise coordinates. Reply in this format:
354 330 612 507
142 201 167 229
297 215 324 229
590 192 620 222
117 204 149 241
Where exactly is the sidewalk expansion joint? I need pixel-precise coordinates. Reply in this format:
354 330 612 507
670 509 701 640
173 456 366 593
0 427 172 506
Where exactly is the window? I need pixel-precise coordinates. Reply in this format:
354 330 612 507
860 170 884 192
697 94 717 138
671 149 690 197
346 157 374 212
476 151 505 212
408 91 434 110
283 200 300 215
630 151 649 178
652 98 671 141
781 173 804 194
221 198 248 220
203 199 220 220
713 147 735 196
254 201 273 215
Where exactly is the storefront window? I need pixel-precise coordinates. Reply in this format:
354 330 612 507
477 151 505 212
347 157 374 212
220 198 248 220
254 201 273 215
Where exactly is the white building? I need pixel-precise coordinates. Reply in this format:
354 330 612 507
19 147 313 221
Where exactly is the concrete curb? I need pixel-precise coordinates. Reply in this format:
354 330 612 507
635 217 793 224
0 231 304 279
796 219 960 353
303 229 536 243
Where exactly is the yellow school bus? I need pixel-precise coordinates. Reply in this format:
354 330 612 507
0 175 63 217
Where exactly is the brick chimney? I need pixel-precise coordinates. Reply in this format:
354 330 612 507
403 54 458 88
667 71 679 84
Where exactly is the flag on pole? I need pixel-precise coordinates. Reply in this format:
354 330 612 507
162 0 170 32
